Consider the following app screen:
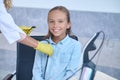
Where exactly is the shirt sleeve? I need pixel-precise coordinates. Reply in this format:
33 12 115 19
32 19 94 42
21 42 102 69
0 3 26 44
64 41 83 80
32 50 44 80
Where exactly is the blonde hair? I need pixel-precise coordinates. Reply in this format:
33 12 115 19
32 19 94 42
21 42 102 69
4 0 12 10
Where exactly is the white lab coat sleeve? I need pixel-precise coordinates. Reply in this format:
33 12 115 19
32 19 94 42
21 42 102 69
0 2 26 44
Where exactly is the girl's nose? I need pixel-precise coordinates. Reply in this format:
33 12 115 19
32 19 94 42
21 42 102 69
53 22 58 28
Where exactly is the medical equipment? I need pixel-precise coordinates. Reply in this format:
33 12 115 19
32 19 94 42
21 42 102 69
79 31 105 80
20 26 36 35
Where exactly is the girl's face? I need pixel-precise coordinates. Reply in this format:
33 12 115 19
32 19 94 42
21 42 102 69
48 10 71 40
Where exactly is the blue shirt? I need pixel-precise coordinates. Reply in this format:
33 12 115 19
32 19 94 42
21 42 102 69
32 35 83 80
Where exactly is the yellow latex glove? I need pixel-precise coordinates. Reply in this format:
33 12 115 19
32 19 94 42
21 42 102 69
35 42 53 56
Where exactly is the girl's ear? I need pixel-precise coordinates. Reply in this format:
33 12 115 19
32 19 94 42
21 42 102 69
67 22 71 29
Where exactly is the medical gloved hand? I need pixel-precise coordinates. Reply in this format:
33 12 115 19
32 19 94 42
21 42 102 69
35 42 53 56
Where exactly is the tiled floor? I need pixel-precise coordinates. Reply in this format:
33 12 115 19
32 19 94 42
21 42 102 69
0 34 120 80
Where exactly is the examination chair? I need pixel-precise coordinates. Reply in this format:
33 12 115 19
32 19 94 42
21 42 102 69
4 31 105 80
3 35 78 80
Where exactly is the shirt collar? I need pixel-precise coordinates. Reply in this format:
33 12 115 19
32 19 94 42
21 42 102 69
48 35 70 45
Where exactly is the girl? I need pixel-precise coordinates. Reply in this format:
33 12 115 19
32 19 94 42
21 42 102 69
32 6 83 80
0 0 53 56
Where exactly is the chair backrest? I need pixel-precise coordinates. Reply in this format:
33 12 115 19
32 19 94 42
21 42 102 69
16 35 78 80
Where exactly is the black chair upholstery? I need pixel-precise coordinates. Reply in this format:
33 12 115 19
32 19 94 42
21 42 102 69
16 35 78 80
16 36 44 80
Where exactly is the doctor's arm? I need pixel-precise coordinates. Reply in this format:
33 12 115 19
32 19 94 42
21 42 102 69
18 35 53 56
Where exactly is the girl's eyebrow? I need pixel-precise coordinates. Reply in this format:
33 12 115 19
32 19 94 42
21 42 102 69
48 17 66 21
48 19 54 21
48 18 55 20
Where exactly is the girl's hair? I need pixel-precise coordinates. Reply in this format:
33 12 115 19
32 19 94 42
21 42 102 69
45 6 72 39
4 0 12 10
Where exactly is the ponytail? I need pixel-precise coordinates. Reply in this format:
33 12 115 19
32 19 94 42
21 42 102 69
4 0 12 10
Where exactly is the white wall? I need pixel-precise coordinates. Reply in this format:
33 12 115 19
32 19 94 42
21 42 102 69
13 0 120 13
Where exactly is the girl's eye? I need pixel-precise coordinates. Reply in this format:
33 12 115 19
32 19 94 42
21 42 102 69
59 20 63 23
49 21 54 23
